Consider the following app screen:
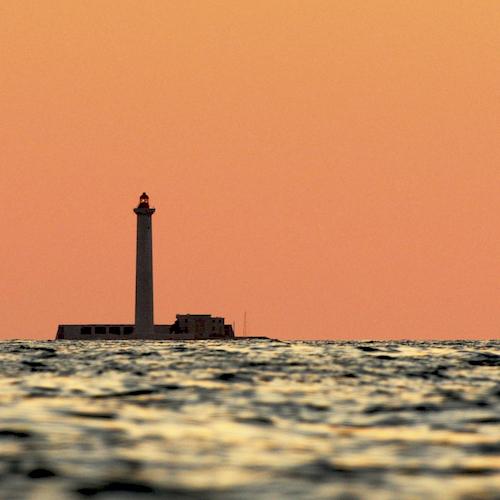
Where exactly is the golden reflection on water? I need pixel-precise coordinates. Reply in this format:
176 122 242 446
0 339 498 499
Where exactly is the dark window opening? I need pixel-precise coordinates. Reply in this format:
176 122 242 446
80 327 92 335
109 326 121 335
123 326 134 334
95 326 106 334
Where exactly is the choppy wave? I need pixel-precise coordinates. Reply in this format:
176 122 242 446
0 340 498 499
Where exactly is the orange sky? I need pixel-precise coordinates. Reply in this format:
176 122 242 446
1 1 498 340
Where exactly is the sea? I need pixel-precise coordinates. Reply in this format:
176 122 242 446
0 340 498 500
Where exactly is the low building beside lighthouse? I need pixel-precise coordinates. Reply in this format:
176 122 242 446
56 314 234 340
55 193 235 340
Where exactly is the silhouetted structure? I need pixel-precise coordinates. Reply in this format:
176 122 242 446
55 194 235 340
134 193 155 336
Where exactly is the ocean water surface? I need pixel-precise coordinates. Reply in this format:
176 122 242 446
0 340 498 499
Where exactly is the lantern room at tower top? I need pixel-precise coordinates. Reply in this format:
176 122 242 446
138 192 150 208
55 193 235 340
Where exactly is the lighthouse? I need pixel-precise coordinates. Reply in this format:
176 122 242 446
55 192 237 340
134 192 155 336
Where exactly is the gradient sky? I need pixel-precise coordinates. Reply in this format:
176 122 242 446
1 1 498 340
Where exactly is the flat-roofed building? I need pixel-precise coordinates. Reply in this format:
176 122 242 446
56 315 234 340
171 314 233 339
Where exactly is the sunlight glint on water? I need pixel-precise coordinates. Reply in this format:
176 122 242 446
0 340 498 499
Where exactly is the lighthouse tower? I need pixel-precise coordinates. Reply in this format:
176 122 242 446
134 193 155 336
55 192 237 341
